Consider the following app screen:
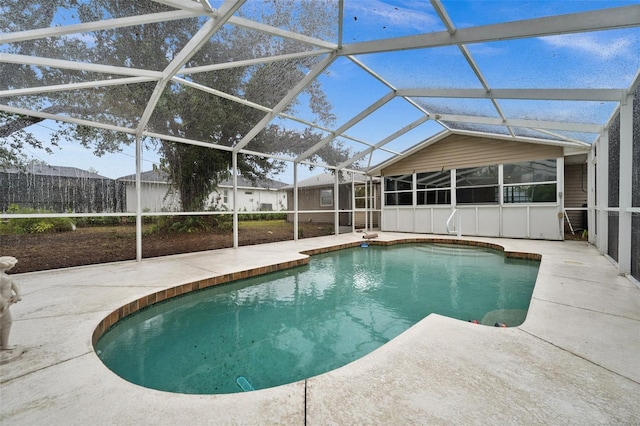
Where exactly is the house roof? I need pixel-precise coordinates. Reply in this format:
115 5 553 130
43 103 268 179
282 171 376 189
218 175 288 190
1 163 111 179
118 169 287 190
118 169 169 183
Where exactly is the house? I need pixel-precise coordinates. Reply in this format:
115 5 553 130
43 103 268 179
0 163 125 213
208 175 288 212
369 130 589 240
118 170 180 212
118 170 288 213
283 172 381 229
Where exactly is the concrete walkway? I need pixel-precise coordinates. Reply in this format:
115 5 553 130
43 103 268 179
1 233 639 425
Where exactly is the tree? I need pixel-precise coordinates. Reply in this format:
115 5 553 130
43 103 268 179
0 0 352 211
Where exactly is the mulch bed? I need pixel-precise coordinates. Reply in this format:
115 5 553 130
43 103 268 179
4 222 333 274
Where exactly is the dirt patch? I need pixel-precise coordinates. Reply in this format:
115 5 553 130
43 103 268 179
3 221 335 274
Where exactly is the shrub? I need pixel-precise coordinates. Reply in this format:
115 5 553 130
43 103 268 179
1 204 75 234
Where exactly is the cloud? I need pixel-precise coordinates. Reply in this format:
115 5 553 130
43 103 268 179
345 0 440 32
540 34 632 60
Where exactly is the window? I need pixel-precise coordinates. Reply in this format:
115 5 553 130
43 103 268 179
354 184 375 209
223 189 228 204
320 189 333 207
416 170 451 205
456 165 499 204
384 175 413 206
504 184 556 203
503 159 557 203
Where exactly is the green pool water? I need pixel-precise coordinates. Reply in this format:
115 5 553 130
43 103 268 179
96 243 539 394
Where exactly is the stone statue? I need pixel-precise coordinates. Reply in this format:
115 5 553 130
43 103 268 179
0 256 24 363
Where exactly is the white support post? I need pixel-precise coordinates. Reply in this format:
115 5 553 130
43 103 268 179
557 156 565 240
135 135 142 263
334 172 340 236
232 152 238 249
350 177 355 233
293 163 299 241
365 176 369 231
596 130 609 254
451 169 457 207
618 93 633 275
587 145 596 244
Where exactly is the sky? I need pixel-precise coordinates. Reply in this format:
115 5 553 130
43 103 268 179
5 0 640 183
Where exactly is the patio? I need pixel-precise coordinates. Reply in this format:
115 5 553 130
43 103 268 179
1 233 638 424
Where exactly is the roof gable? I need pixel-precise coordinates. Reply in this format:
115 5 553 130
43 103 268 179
379 132 567 176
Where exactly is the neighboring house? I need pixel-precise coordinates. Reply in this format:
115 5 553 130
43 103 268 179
369 130 589 240
118 170 180 212
209 175 288 212
0 164 125 213
118 170 288 213
283 172 381 228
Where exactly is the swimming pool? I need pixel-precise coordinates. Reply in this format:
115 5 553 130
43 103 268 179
95 243 539 394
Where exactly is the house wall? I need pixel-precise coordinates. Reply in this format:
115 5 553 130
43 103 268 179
210 187 287 212
123 183 285 213
286 185 352 225
380 134 567 240
124 182 180 212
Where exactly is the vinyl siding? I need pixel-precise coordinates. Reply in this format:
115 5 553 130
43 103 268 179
382 134 563 175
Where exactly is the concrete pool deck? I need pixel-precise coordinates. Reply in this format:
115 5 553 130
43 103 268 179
1 233 639 424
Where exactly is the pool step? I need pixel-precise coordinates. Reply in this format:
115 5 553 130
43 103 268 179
414 244 495 257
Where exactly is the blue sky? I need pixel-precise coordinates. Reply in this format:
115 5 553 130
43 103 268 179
7 0 640 182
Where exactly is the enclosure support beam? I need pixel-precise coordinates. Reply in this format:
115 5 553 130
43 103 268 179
0 10 198 44
293 163 299 241
365 176 370 231
596 130 609 255
557 157 565 240
135 135 143 263
340 5 640 55
618 93 633 275
233 152 239 249
587 145 596 245
424 113 602 135
431 0 513 138
396 88 626 102
334 172 340 236
296 91 396 162
233 52 338 153
337 115 431 170
136 0 244 138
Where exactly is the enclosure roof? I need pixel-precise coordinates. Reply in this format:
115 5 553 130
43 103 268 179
1 1 639 176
